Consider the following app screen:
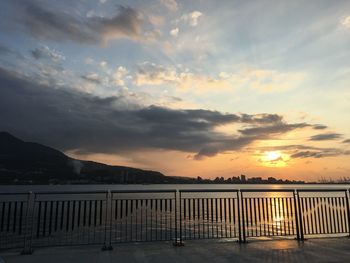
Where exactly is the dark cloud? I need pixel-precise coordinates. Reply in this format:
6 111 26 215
290 151 325 158
0 67 250 158
0 67 328 160
193 147 219 160
290 150 350 159
343 139 350 144
256 144 350 159
313 124 328 130
255 144 323 152
309 133 342 141
238 121 327 137
15 2 143 44
260 144 347 152
238 123 310 136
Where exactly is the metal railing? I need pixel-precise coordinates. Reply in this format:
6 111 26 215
240 189 298 242
0 188 349 254
178 190 240 242
297 189 350 239
109 190 176 245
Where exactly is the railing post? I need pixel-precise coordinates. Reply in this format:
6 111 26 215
173 190 184 246
240 190 246 243
237 190 243 243
296 190 304 241
346 189 350 237
293 190 301 241
173 190 177 245
102 190 113 251
21 191 35 255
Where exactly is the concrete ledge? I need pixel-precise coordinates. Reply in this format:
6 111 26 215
1 238 350 263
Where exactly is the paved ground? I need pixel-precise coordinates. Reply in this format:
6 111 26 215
1 237 350 263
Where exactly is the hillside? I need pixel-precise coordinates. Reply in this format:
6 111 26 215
0 132 181 184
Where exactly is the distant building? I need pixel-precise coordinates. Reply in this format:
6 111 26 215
267 177 277 183
240 174 246 182
248 177 262 183
231 176 240 183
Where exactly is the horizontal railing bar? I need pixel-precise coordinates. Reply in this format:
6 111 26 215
179 189 239 193
0 190 108 195
0 192 31 195
1 188 349 196
0 189 177 195
297 189 348 192
240 189 295 193
111 189 177 194
112 198 175 201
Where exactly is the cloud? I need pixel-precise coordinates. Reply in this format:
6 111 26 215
170 27 179 37
219 69 305 93
343 139 350 144
256 144 330 152
238 123 310 136
133 62 305 93
133 62 234 91
290 151 325 159
31 45 65 62
193 146 219 160
81 73 102 84
160 0 178 12
341 16 350 28
113 66 128 86
0 66 324 160
290 150 350 159
238 113 283 124
0 67 238 157
17 3 143 45
133 62 177 85
148 15 165 27
143 29 161 42
100 61 107 68
255 144 350 160
313 124 328 130
181 11 203 27
309 133 342 141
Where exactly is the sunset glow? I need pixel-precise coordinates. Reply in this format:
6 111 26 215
265 151 282 162
258 151 289 168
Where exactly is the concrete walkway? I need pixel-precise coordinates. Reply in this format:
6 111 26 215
1 238 350 263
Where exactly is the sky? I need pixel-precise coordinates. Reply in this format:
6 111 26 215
1 0 350 182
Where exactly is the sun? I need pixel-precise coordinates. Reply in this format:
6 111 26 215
260 151 289 167
265 151 282 161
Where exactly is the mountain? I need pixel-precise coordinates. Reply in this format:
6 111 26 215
0 132 185 184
